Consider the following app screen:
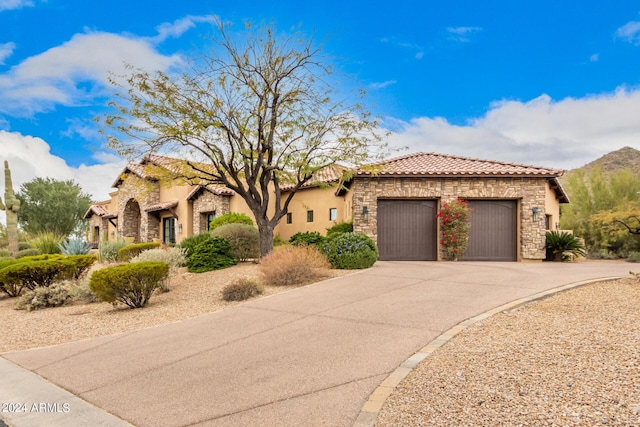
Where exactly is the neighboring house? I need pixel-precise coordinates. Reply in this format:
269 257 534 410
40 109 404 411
351 152 568 261
85 151 568 261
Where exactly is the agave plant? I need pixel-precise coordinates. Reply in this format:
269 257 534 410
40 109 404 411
58 237 91 255
545 231 586 261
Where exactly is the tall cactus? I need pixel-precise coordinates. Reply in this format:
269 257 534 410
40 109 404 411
0 161 20 258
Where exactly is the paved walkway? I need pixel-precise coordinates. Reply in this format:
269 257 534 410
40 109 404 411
1 261 633 427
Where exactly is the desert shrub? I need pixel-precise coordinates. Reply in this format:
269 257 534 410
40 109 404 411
209 212 254 230
211 223 260 261
0 258 74 296
0 249 10 258
30 232 64 254
0 257 10 262
117 242 160 262
260 245 330 286
289 231 325 247
185 237 237 273
222 278 264 301
67 278 99 304
16 282 73 311
626 251 640 263
273 233 288 247
587 250 619 260
65 254 98 280
322 232 378 269
59 238 91 255
130 247 186 270
89 262 169 308
98 240 128 263
16 248 41 259
326 221 353 236
18 242 31 251
179 233 214 259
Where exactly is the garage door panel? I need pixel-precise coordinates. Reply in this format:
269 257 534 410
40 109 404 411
464 200 517 261
377 200 437 261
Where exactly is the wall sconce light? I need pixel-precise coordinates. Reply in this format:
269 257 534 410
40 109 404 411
178 223 183 234
555 222 560 230
532 206 540 222
362 206 369 222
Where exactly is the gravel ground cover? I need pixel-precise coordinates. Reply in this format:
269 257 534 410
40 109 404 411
377 277 640 427
0 263 352 353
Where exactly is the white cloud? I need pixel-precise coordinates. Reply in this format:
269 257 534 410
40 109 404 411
0 31 182 117
0 0 33 12
370 80 397 89
446 26 482 43
151 15 216 43
0 42 15 64
615 21 640 45
380 36 424 60
0 131 126 223
589 53 599 62
385 87 640 170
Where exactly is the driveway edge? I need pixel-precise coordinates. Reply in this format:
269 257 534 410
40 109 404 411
352 276 624 427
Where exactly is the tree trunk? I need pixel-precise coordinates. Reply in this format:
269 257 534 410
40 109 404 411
257 221 275 257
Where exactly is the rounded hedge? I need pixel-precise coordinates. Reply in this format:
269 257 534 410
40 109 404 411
322 232 378 269
185 236 237 273
211 223 260 261
289 231 325 247
89 262 169 308
209 212 254 230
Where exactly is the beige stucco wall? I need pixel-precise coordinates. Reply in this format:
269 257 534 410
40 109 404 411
273 186 353 241
352 176 558 261
544 182 561 231
157 184 194 243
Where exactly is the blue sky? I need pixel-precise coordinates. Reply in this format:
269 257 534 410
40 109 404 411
1 0 640 202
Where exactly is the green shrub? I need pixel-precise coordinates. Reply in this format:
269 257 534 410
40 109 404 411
130 247 186 270
185 237 237 273
117 242 160 262
59 238 91 255
260 245 330 286
179 233 214 259
326 221 353 236
209 212 254 230
98 240 129 263
65 254 98 280
18 242 31 251
273 233 288 247
16 248 41 259
0 258 74 296
545 231 586 261
16 282 72 311
211 223 260 261
30 231 64 254
222 278 264 301
626 251 640 263
0 249 10 258
89 262 169 308
289 231 325 247
322 232 378 269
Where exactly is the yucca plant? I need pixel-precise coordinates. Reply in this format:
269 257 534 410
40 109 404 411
545 231 586 261
30 232 64 255
58 238 91 255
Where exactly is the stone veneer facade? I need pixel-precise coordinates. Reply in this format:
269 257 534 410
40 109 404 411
192 190 231 233
117 175 161 242
352 176 551 261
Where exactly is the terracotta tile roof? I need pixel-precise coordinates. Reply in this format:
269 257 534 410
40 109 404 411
186 184 235 201
357 152 564 177
145 200 179 213
281 164 349 191
83 204 109 219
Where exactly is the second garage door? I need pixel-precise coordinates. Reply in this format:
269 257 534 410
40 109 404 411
377 199 437 261
464 200 518 261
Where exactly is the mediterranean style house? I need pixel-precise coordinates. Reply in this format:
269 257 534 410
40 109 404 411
85 152 568 261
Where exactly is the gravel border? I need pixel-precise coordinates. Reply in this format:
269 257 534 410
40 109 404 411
365 277 640 426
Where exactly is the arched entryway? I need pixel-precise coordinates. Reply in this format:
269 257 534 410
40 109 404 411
123 199 142 242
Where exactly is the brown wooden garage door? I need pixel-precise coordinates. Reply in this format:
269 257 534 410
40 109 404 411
377 199 437 261
464 200 517 261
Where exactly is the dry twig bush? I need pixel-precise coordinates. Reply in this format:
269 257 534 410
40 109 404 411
259 245 330 286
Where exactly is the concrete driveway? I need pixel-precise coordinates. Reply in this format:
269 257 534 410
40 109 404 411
1 260 634 427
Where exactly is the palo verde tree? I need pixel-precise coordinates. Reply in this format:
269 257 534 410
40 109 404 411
103 21 386 256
